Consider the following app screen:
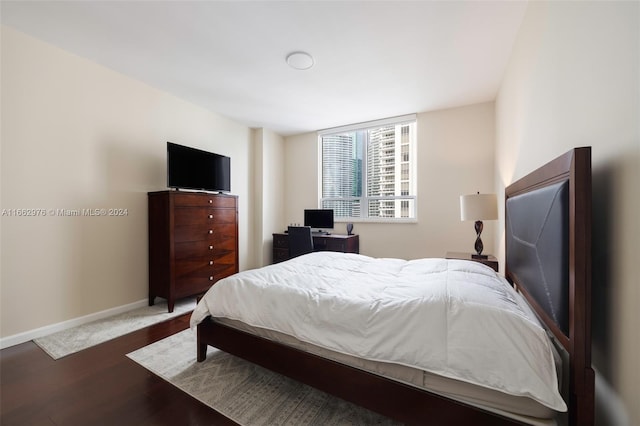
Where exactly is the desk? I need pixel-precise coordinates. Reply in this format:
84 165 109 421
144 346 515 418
273 233 359 263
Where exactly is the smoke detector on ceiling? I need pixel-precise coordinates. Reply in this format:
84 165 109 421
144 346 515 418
286 51 314 70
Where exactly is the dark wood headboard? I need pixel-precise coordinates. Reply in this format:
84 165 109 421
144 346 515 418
505 147 594 426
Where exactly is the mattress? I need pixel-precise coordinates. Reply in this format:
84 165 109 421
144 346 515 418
192 252 566 423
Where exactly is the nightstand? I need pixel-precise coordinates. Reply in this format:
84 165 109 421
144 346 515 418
446 251 499 272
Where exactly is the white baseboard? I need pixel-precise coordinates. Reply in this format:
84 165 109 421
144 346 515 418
0 299 148 350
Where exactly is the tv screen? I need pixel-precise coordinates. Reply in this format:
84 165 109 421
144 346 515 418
167 142 230 192
304 209 334 231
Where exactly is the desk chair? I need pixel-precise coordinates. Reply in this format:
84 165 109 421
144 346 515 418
288 226 314 258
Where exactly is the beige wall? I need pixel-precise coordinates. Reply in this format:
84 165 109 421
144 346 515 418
253 128 285 266
495 1 639 424
284 102 496 260
0 27 256 339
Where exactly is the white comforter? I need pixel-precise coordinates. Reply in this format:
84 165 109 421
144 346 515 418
191 251 566 412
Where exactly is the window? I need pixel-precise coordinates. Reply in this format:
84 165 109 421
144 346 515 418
319 115 417 221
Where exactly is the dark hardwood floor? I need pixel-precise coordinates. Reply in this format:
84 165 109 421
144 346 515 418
0 313 237 426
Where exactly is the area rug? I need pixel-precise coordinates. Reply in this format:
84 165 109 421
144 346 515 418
127 329 399 426
34 299 195 359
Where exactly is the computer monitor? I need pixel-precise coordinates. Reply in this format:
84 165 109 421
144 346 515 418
303 209 334 233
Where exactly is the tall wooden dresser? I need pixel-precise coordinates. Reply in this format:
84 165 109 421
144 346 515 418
148 191 238 312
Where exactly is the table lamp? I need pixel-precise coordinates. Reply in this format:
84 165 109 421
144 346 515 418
460 192 498 259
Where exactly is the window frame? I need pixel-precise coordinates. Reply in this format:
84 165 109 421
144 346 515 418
317 114 418 223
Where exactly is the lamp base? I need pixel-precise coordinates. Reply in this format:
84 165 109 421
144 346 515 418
473 220 485 259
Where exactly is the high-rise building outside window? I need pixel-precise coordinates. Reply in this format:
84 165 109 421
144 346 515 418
319 115 417 221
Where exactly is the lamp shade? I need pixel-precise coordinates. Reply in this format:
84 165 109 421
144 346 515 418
460 193 498 221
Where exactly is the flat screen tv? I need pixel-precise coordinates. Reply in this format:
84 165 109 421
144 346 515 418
304 209 334 232
167 142 230 192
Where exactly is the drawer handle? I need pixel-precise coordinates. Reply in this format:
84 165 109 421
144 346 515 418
209 260 214 265
209 214 213 219
208 230 213 234
209 245 213 250
209 276 214 281
208 200 213 204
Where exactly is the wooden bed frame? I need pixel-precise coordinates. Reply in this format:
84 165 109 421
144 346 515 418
196 147 594 426
504 147 594 426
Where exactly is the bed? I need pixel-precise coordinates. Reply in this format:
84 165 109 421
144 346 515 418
190 147 594 426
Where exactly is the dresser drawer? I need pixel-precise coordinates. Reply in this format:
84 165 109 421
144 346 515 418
174 240 214 261
325 238 347 252
212 236 236 255
215 266 236 281
173 193 237 208
212 248 236 263
212 223 237 239
174 207 236 226
273 234 289 249
174 225 214 243
213 260 237 281
174 256 236 289
174 223 237 243
174 238 236 259
175 259 214 279
174 261 216 298
273 248 289 263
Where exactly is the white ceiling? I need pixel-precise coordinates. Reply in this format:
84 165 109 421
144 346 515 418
1 1 528 136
